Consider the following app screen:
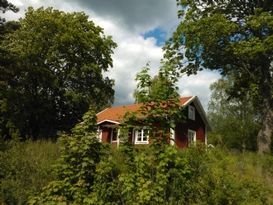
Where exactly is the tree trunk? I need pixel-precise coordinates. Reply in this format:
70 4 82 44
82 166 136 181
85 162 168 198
257 106 273 154
256 60 273 154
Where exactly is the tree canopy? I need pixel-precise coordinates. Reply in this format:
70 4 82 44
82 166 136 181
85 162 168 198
0 7 117 139
128 63 183 145
208 76 261 151
134 63 179 103
165 0 273 153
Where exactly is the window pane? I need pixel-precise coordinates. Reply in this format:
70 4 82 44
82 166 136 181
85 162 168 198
137 130 142 141
188 130 196 144
189 134 193 143
142 135 147 141
188 105 195 120
112 128 117 141
143 129 148 141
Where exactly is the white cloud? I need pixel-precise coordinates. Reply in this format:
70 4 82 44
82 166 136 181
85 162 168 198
9 0 23 7
179 71 220 110
93 16 163 105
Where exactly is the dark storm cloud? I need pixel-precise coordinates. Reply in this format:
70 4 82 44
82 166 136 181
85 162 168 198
68 0 178 31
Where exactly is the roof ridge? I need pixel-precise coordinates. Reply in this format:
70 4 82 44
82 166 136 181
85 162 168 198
108 96 193 109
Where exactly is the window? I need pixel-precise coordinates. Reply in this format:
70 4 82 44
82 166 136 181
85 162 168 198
134 129 149 144
111 128 118 142
188 105 195 120
188 129 196 145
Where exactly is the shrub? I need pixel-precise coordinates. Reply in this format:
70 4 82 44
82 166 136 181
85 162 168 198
28 108 106 204
89 145 272 205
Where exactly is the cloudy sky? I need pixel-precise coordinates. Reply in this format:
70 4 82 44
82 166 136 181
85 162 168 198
5 0 220 110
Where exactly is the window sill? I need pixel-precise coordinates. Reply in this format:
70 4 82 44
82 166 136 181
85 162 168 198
135 141 149 144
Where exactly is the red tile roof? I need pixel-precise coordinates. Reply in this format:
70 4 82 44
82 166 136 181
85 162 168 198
96 96 193 124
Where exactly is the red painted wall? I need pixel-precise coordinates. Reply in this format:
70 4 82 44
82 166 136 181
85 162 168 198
101 127 111 143
175 103 205 148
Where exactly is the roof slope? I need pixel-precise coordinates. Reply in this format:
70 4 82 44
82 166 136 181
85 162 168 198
96 96 193 124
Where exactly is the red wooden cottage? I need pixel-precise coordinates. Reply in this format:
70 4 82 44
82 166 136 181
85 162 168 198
96 96 211 148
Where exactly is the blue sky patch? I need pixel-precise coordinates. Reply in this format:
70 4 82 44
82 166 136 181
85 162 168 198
143 27 167 46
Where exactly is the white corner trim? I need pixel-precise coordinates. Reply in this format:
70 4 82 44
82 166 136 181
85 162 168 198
170 128 175 146
117 129 120 147
97 128 102 142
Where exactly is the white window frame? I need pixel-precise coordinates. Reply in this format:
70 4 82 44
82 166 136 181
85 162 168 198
111 128 119 143
188 129 196 146
134 129 149 144
188 105 195 120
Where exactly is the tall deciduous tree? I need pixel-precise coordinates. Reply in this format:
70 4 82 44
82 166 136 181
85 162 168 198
0 20 20 139
0 7 117 139
165 0 273 153
208 76 261 151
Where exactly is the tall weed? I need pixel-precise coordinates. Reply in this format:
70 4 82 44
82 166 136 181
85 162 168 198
0 140 59 204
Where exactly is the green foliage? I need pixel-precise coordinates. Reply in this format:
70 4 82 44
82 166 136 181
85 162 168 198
29 107 105 204
78 146 273 204
0 140 59 204
194 149 270 205
166 0 273 153
134 63 180 103
134 64 152 103
16 106 272 205
0 7 117 139
208 77 261 151
2 139 272 204
129 63 183 145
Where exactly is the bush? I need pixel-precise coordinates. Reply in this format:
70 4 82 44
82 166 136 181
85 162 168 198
28 108 105 204
87 145 273 204
24 132 273 204
0 140 59 204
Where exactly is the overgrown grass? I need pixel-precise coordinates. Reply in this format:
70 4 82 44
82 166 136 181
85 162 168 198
91 146 273 204
218 150 273 203
0 140 60 204
1 139 273 204
202 148 273 204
